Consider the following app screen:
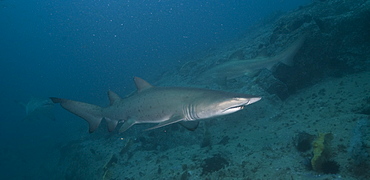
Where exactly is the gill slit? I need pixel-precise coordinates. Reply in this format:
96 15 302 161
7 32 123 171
183 104 198 120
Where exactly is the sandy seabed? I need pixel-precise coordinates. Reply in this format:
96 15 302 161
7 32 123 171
57 71 369 180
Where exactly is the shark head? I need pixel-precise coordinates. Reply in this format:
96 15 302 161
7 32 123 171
188 92 261 120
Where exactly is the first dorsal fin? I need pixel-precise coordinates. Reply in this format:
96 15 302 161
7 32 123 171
108 90 121 105
134 77 153 92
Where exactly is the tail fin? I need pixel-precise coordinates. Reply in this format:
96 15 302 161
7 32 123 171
14 100 27 114
50 97 103 133
276 35 306 66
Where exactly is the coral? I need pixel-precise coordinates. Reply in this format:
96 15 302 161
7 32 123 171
201 154 229 175
294 131 315 152
348 118 369 165
321 160 340 174
102 155 118 180
311 133 333 171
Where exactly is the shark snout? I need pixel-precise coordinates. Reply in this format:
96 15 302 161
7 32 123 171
246 97 262 105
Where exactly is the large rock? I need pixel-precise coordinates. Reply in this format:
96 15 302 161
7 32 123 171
270 0 370 94
159 0 370 100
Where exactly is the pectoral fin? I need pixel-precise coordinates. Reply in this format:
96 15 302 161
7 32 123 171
144 116 185 131
180 121 199 131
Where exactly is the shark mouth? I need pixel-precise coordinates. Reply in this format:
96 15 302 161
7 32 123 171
222 105 244 114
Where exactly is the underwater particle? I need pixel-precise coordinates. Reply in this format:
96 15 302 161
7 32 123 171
321 160 340 174
201 154 229 175
294 131 315 152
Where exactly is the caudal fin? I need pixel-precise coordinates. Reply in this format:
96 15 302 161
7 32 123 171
50 97 103 133
277 35 306 67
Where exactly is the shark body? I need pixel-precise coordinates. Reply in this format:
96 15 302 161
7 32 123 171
197 36 305 84
51 77 261 133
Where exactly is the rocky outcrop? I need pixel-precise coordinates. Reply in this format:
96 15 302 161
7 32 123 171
269 0 370 98
161 0 370 100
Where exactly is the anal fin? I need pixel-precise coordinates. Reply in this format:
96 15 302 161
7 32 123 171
119 119 136 133
105 118 119 132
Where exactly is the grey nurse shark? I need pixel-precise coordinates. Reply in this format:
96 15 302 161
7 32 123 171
17 97 55 121
51 77 261 133
197 35 306 84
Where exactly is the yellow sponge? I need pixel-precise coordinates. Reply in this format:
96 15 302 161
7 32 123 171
311 133 333 171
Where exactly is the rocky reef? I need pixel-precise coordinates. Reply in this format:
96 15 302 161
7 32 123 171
161 0 370 100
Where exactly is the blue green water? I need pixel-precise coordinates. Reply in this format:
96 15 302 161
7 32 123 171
0 0 311 179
